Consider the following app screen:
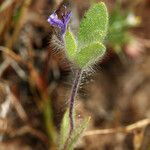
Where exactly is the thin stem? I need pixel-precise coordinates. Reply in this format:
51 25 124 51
69 69 82 135
62 69 82 150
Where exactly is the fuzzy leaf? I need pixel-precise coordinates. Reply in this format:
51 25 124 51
66 117 90 150
65 30 77 61
59 109 76 150
59 110 70 150
75 42 106 68
78 2 108 49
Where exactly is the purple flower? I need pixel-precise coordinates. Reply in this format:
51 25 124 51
47 9 71 36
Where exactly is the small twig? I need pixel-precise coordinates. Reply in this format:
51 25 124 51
0 59 11 77
0 118 8 134
9 92 28 122
9 126 49 144
11 59 27 80
0 46 47 92
6 0 32 49
83 118 150 137
0 119 49 144
0 46 27 65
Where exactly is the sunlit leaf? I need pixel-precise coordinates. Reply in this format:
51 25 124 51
66 117 90 150
65 30 77 61
59 110 70 150
75 42 106 68
78 2 108 49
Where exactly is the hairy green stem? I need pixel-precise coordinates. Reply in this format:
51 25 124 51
62 69 82 150
69 69 82 134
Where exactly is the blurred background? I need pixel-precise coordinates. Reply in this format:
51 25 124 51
0 0 150 149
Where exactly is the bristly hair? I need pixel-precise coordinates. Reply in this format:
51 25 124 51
51 34 65 54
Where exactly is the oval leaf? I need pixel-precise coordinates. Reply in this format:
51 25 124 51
66 117 90 150
59 110 70 150
65 30 77 61
78 2 108 49
75 42 106 68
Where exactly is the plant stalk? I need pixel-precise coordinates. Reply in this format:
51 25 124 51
69 68 82 135
62 69 82 150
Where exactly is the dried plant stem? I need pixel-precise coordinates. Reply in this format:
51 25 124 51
83 118 150 137
7 0 32 49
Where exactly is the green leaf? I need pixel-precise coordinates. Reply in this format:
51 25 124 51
64 3 108 69
65 30 77 61
43 99 57 143
59 110 70 150
78 2 108 49
75 42 106 68
59 109 76 150
66 117 90 150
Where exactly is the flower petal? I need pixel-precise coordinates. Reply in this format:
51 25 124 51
64 12 72 24
47 10 71 36
47 13 64 28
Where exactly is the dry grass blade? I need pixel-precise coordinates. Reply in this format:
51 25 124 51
8 92 28 122
126 119 150 132
9 126 49 144
133 129 145 150
0 118 8 134
0 0 18 40
0 46 26 65
0 46 46 91
0 59 11 77
0 118 48 144
83 119 150 137
6 0 32 48
0 0 15 12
